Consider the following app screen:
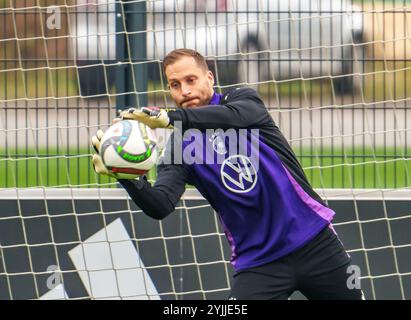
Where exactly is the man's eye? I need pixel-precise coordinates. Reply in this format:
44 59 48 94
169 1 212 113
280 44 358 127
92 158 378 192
171 83 179 89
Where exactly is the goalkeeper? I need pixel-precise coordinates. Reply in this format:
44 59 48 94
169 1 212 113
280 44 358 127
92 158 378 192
92 49 364 300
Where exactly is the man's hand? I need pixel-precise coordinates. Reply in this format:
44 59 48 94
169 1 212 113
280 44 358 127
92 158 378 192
91 129 117 178
119 107 174 129
91 129 104 153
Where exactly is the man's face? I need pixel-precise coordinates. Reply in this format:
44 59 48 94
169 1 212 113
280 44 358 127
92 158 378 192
165 56 215 108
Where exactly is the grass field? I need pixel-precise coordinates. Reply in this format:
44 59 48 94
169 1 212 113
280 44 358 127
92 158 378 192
295 146 411 189
1 147 410 189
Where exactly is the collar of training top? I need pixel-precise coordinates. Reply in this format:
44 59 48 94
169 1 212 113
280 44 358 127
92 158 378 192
209 92 223 105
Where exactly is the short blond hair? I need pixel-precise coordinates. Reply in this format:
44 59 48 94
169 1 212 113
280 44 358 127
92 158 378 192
163 48 209 73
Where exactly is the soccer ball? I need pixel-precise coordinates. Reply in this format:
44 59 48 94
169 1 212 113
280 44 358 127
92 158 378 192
99 120 158 179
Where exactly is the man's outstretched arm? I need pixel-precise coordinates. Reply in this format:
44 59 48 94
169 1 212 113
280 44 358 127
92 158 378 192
92 129 188 220
118 163 188 220
120 87 272 131
168 87 271 130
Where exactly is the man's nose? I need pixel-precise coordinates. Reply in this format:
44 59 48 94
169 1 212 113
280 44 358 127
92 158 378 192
181 84 191 96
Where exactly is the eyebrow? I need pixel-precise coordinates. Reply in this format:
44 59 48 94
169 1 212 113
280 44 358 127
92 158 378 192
168 74 198 82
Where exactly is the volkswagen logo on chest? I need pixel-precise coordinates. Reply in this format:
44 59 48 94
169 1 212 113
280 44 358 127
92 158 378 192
220 155 258 193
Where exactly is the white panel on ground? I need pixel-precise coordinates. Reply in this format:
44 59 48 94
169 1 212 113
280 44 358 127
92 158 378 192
68 218 160 300
39 284 68 300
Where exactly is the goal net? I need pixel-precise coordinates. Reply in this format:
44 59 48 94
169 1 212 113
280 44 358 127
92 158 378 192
0 0 410 299
0 188 410 300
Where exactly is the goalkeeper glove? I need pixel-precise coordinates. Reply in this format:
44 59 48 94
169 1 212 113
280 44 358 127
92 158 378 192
91 129 118 179
119 107 175 129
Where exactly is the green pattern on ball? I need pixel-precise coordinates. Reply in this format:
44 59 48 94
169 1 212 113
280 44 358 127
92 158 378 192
100 120 156 164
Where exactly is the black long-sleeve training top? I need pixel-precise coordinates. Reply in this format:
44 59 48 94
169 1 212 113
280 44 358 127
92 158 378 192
118 87 335 271
119 87 326 219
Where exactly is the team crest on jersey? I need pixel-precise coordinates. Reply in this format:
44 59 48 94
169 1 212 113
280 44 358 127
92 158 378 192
209 132 227 155
220 155 258 193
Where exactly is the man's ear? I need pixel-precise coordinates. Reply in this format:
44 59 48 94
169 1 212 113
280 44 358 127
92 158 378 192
207 70 215 86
